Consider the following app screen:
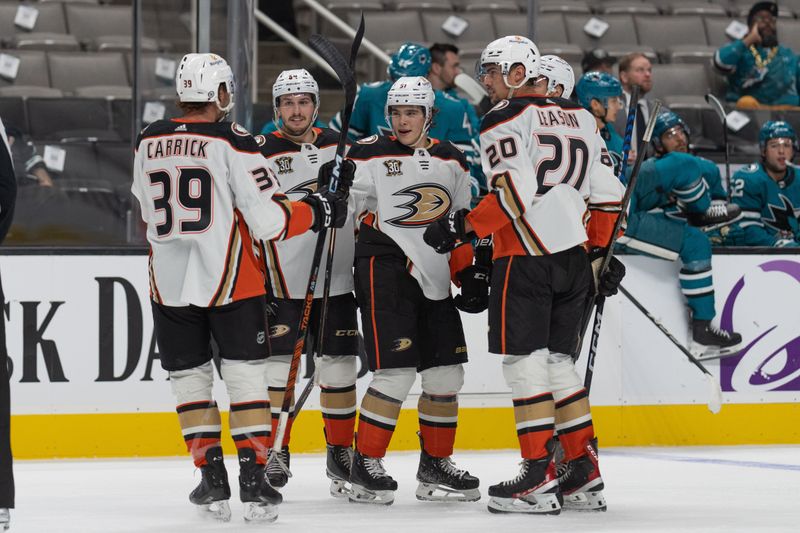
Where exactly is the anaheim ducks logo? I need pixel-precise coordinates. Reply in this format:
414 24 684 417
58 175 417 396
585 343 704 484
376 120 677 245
284 178 318 199
386 183 452 228
270 324 291 338
391 337 413 352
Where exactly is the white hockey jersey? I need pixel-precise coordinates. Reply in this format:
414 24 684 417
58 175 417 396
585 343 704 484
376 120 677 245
467 96 625 258
347 135 472 301
259 128 355 299
132 119 312 308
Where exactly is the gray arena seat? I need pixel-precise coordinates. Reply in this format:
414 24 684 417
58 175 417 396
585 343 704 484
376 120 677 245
27 97 114 140
48 52 130 95
667 45 717 65
0 2 68 41
668 2 728 16
636 15 709 56
10 32 80 51
95 141 134 187
421 12 496 53
347 11 425 50
599 1 660 15
390 1 454 11
125 53 181 99
457 0 520 13
0 86 63 98
110 99 180 142
564 14 638 50
537 1 592 15
0 97 28 133
538 43 584 64
33 141 99 182
703 17 737 48
603 44 658 61
0 50 50 89
649 63 710 100
65 4 145 50
776 19 800 54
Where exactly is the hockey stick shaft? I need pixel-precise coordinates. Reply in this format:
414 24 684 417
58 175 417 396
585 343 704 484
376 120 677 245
270 16 364 465
705 94 731 200
618 85 639 184
582 102 662 391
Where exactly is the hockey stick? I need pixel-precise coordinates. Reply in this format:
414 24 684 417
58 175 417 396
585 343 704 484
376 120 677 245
618 285 722 414
268 15 364 477
704 93 731 201
581 101 663 393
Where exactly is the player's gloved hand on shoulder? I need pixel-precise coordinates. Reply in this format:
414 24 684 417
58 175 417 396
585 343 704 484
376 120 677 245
423 208 475 254
303 186 348 232
588 248 626 297
454 265 490 313
316 159 356 194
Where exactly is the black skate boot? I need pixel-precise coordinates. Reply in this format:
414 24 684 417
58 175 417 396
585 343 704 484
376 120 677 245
487 439 561 515
416 432 480 502
326 443 354 499
266 446 290 488
238 448 281 523
348 450 397 505
558 438 607 511
189 447 232 522
690 319 742 360
687 201 742 229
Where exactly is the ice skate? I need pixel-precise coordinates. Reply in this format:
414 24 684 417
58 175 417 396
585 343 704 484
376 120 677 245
238 448 281 523
348 450 397 505
415 433 480 502
0 508 9 531
487 440 561 515
690 319 742 360
687 201 742 229
266 446 290 488
326 443 354 498
558 438 606 511
189 447 232 522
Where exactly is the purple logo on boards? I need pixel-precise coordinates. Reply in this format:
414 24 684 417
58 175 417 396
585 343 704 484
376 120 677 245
719 260 800 392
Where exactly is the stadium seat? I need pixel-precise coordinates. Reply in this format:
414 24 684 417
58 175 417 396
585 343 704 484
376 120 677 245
668 2 728 17
0 2 68 42
48 52 130 95
776 19 800 54
730 2 795 19
390 1 455 11
636 15 708 56
458 0 520 13
564 14 638 50
0 50 50 89
95 141 134 187
537 1 592 15
11 33 80 52
494 12 567 42
74 86 133 99
421 12 496 53
125 53 182 100
33 141 100 182
538 43 584 64
667 45 717 64
649 63 710 100
346 11 424 50
27 97 115 141
65 4 138 50
110 99 180 142
599 1 660 15
703 17 737 48
701 107 769 153
0 86 63 98
0 97 28 133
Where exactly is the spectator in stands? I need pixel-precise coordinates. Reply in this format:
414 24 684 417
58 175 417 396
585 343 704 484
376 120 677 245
581 48 616 75
576 71 626 178
0 117 16 531
713 1 800 108
616 53 654 161
714 120 800 246
4 124 54 188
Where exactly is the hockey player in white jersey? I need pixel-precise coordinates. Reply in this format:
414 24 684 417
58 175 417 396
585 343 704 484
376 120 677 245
344 76 481 505
257 69 359 496
424 38 626 515
131 53 349 523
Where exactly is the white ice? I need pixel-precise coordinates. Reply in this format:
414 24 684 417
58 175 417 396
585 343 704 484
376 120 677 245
10 446 800 532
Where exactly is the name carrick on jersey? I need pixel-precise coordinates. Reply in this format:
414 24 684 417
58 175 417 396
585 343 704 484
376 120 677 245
347 135 472 300
467 96 625 258
132 119 312 308
259 127 355 299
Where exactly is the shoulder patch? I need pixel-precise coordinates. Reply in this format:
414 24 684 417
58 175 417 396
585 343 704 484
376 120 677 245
231 122 251 136
743 163 760 173
254 134 267 146
357 134 379 145
489 99 510 112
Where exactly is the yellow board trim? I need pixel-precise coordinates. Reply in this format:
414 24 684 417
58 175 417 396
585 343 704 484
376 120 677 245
12 404 800 459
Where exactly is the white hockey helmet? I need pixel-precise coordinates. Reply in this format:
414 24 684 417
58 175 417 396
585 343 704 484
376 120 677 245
384 76 435 130
539 55 575 98
479 35 540 93
176 53 234 113
271 68 320 132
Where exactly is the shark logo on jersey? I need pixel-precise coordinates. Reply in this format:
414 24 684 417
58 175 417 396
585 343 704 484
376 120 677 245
384 159 403 176
275 156 294 175
765 194 798 232
386 183 452 227
284 178 318 200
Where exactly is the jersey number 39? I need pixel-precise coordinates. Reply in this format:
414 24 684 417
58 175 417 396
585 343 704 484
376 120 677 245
148 168 212 236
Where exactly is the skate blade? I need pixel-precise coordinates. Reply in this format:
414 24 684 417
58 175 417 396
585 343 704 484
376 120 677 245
487 493 561 515
415 482 481 502
194 500 232 522
329 478 352 499
562 490 607 512
243 501 279 523
348 484 394 506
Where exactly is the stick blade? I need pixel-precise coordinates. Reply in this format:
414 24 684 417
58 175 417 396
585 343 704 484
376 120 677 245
705 373 723 414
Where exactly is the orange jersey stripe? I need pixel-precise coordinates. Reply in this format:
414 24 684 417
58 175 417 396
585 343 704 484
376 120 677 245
449 242 474 286
284 201 313 239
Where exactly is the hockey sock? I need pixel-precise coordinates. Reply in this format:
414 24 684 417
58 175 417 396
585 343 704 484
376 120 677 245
418 393 458 458
320 384 356 447
176 400 222 467
680 266 715 321
267 386 294 448
356 387 403 458
229 400 271 464
513 392 555 460
554 389 595 461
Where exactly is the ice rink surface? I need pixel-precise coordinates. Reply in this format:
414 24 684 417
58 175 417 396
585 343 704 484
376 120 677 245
11 445 800 532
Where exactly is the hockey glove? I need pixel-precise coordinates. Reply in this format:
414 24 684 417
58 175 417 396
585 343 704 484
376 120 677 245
588 248 626 297
303 186 348 232
316 159 356 194
474 236 493 271
423 208 474 254
454 265 490 313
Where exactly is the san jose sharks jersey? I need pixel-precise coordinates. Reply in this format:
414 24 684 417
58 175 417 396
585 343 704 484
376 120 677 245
728 162 800 243
259 127 355 299
347 135 472 300
466 96 625 259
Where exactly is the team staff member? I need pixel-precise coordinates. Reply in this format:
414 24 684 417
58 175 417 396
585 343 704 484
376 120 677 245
131 53 349 523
